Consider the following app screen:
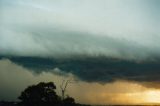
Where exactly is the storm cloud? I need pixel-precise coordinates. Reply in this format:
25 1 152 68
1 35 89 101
0 0 160 61
2 59 158 104
0 56 160 84
0 0 160 85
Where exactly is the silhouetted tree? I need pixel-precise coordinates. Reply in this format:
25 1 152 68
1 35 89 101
18 82 60 106
63 96 75 106
60 79 70 101
60 77 77 101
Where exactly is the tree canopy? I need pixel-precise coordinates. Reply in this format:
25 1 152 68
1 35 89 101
18 82 60 106
18 82 80 106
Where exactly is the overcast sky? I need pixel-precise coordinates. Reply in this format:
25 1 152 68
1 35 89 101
0 0 160 61
0 0 160 104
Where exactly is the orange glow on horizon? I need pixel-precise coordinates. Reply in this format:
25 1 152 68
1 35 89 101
118 90 160 104
143 90 160 104
68 80 160 105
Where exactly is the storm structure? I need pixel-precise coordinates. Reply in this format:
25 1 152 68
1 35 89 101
0 0 160 104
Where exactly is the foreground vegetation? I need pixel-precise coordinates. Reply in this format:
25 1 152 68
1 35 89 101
0 82 90 106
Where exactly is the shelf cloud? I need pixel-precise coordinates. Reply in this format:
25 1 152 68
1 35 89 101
0 0 160 84
0 0 160 61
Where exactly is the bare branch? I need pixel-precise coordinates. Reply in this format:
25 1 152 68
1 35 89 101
59 77 77 100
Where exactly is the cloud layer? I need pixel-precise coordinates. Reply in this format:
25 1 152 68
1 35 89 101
1 56 160 83
0 0 160 61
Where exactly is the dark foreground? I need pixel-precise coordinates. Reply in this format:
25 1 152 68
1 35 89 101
0 101 91 106
1 102 160 106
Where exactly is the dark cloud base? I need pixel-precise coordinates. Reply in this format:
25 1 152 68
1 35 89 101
1 56 160 83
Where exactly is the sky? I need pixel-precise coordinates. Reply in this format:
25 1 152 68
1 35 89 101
0 0 160 105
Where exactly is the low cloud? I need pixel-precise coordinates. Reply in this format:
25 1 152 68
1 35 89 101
1 56 160 84
1 59 160 104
